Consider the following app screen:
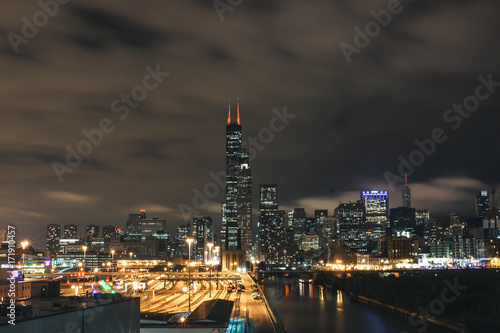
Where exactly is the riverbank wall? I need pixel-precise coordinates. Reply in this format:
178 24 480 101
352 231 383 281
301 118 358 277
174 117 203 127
356 295 469 332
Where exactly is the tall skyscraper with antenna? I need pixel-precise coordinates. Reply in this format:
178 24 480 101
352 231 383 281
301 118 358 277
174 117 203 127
402 174 411 208
221 99 252 253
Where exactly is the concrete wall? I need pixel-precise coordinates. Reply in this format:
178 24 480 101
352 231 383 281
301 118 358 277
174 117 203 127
0 298 140 333
140 328 226 333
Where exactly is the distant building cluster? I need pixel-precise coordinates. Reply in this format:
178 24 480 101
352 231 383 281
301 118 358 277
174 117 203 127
10 105 500 273
253 183 500 269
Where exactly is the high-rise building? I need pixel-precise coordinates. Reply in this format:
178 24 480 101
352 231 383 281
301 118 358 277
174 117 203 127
259 210 286 264
259 184 278 212
237 150 252 254
86 225 100 244
390 207 416 238
361 191 389 253
324 216 336 240
258 184 287 263
402 175 411 208
292 208 306 243
103 225 118 239
191 217 214 262
416 210 430 226
314 210 328 236
0 230 8 244
127 210 146 236
46 224 61 252
103 225 118 252
175 225 189 257
415 210 430 238
334 202 368 253
140 218 167 242
476 191 491 218
63 224 77 239
306 217 316 233
361 191 389 232
425 219 443 246
221 100 252 251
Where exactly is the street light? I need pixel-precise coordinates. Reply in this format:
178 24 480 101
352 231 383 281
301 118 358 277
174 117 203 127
82 246 87 293
21 241 29 268
215 246 220 290
186 238 194 312
111 249 115 264
207 243 213 297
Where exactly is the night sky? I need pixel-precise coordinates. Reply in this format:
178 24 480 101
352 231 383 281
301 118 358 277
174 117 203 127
2 0 500 247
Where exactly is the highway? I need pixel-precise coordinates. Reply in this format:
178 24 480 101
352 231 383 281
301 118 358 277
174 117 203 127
51 270 279 332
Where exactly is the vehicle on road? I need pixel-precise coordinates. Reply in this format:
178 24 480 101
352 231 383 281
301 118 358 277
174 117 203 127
252 291 262 300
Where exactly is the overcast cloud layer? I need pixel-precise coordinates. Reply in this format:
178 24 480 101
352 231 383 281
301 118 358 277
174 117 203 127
1 0 500 247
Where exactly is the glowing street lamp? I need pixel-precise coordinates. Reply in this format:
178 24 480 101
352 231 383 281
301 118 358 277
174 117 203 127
82 246 87 292
21 241 29 268
82 246 88 265
186 238 194 312
207 243 213 263
207 243 213 297
215 246 220 290
111 249 115 269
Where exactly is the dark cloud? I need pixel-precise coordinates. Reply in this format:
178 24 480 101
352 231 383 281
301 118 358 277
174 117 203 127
1 0 500 247
65 3 166 51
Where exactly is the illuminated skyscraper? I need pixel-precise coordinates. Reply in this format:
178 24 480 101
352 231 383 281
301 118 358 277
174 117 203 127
127 209 146 236
314 210 328 236
141 218 167 242
402 174 411 208
175 224 189 256
258 184 286 263
221 99 252 251
63 224 77 239
476 191 491 218
86 225 100 244
334 202 368 253
192 217 214 262
361 191 389 230
390 207 416 237
103 225 118 252
237 149 253 254
292 208 306 243
46 224 61 252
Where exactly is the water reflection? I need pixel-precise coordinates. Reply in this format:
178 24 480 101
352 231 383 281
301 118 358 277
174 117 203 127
263 277 453 333
336 289 343 303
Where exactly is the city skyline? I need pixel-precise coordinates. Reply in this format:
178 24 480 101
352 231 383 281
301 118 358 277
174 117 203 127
2 0 500 249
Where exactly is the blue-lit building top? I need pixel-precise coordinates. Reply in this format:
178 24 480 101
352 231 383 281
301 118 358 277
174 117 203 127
361 191 389 230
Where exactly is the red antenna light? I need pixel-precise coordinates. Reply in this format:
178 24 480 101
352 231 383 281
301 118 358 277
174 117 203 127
227 97 231 125
237 98 240 125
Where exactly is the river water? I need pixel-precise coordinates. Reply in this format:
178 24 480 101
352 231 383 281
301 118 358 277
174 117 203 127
262 277 454 333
